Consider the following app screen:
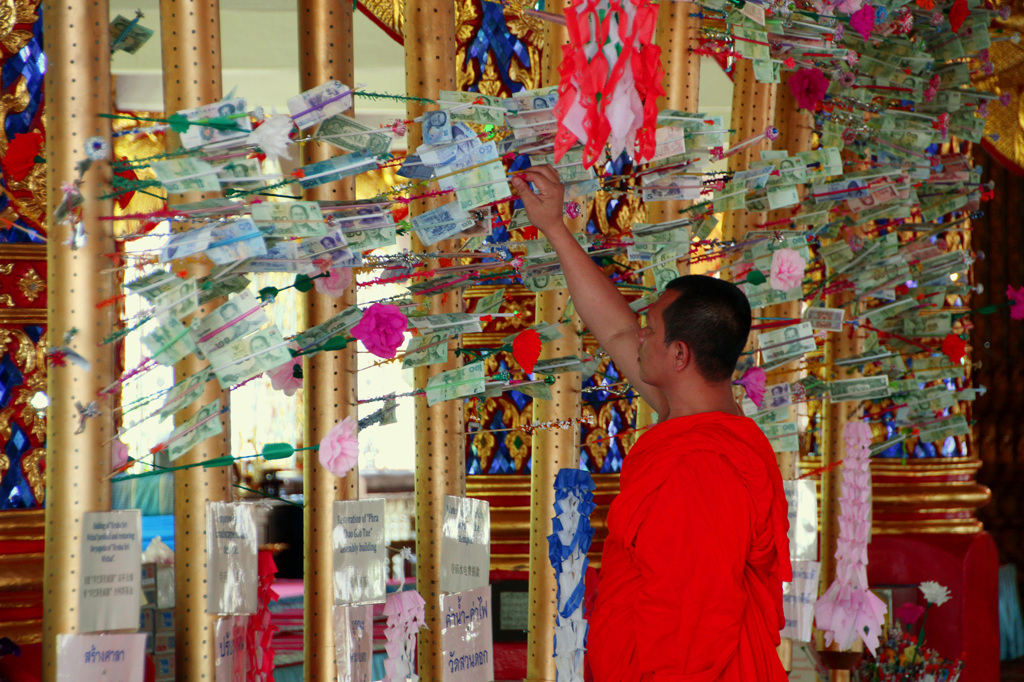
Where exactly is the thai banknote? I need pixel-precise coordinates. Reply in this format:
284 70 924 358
198 273 251 305
159 367 214 421
166 399 223 462
760 322 817 366
418 123 483 167
215 157 264 190
804 307 844 332
127 270 182 304
205 218 267 265
208 326 291 389
151 158 220 194
401 334 449 369
422 110 453 146
828 375 892 403
505 109 558 138
425 361 485 406
407 272 472 297
411 202 475 246
151 277 198 323
512 86 557 112
435 140 511 211
397 153 434 180
473 288 505 316
192 291 269 355
760 421 800 453
176 98 252 150
160 224 214 263
110 14 154 54
288 80 353 130
297 152 377 190
642 178 702 203
916 414 969 444
317 113 393 156
243 241 314 274
299 228 352 265
294 306 364 351
143 317 197 366
900 312 952 337
409 312 481 339
438 90 505 127
251 200 326 239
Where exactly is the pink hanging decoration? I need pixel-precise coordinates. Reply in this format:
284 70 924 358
733 366 767 407
554 0 665 168
382 590 427 681
814 420 888 654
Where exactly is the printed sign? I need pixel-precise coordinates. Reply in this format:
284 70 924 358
215 616 249 682
56 633 147 682
441 586 494 682
782 561 821 642
334 604 373 682
333 499 387 605
441 496 490 593
784 480 818 561
79 510 142 633
207 502 258 615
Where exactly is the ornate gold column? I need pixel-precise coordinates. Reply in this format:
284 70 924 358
404 1 463 679
160 1 231 679
41 2 117 678
297 1 359 678
525 6 583 680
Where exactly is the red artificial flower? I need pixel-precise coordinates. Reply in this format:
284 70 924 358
941 333 967 364
949 0 969 32
916 0 934 10
1 131 43 182
850 5 877 40
789 68 831 111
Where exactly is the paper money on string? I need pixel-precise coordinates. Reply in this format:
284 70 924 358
318 113 393 156
208 326 291 389
192 291 269 356
159 367 214 421
407 272 470 297
506 109 558 138
243 241 315 275
151 277 198 323
409 312 481 339
512 86 558 112
176 97 252 150
110 14 154 54
294 306 364 351
205 218 267 265
641 178 702 203
297 152 377 190
418 123 483 167
473 288 505 316
422 109 454 146
215 157 264 190
900 312 953 338
411 202 475 247
198 272 251 305
759 322 817 366
760 421 800 453
166 399 224 462
397 153 434 180
126 270 182 304
435 141 512 211
288 80 353 129
159 224 215 263
916 414 970 444
359 394 399 429
151 158 221 194
401 333 449 369
438 90 505 127
298 228 353 267
424 361 485 406
251 200 327 239
828 375 892 403
803 307 844 332
143 317 197 366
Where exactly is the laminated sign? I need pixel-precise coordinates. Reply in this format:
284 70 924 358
332 498 387 605
334 604 373 682
441 495 490 593
207 501 258 614
441 586 494 682
56 633 147 682
79 510 142 633
214 616 249 682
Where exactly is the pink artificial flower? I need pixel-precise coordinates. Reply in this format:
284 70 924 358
267 343 302 396
314 267 353 297
850 5 876 40
733 366 767 408
1007 285 1024 320
834 0 864 14
895 601 926 626
844 50 860 66
111 439 130 472
789 68 830 111
350 303 408 359
769 248 807 291
319 415 359 478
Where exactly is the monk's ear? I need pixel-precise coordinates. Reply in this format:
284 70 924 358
671 340 691 372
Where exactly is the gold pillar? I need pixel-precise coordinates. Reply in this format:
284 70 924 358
525 6 583 679
404 1 462 679
41 2 117 678
160 1 231 679
297 1 359 678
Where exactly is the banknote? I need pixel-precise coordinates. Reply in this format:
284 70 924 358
299 228 352 265
438 90 505 127
176 98 252 150
901 312 952 338
205 218 267 265
804 307 844 332
916 414 969 444
160 224 214 263
336 207 396 252
425 361 485 406
317 114 393 156
435 140 511 211
407 272 472 297
401 333 449 369
110 15 154 54
765 382 792 409
767 186 800 210
166 399 223 462
566 178 601 201
846 180 903 212
215 157 264 190
157 367 214 422
828 375 892 403
198 273 251 305
811 178 869 204
505 109 558 138
151 158 221 194
650 127 687 162
512 86 558 112
422 110 453 146
733 25 770 60
409 312 481 339
127 270 182 304
294 306 364 351
760 421 799 453
713 185 749 213
742 278 803 311
143 317 197 366
192 291 269 355
642 180 702 203
533 355 591 376
243 240 315 274
652 254 683 292
208 326 292 389
473 288 505 316
251 201 327 239
297 152 377 190
509 209 532 231
397 153 435 180
152 277 198 323
411 201 475 247
760 322 816 365
522 272 567 293
288 80 353 130
418 123 483 167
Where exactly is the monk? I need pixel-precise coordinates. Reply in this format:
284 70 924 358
512 166 792 681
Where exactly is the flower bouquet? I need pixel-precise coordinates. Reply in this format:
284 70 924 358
855 582 964 682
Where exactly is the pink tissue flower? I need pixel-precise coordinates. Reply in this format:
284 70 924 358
350 303 408 359
319 416 359 478
834 0 864 14
788 68 830 111
314 267 353 298
769 248 807 291
1007 285 1024 320
895 601 925 626
267 343 302 396
111 439 130 472
850 5 876 41
733 366 767 408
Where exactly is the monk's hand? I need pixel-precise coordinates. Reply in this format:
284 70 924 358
510 165 567 236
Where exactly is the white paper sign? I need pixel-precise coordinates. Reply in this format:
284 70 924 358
784 480 818 561
333 499 387 605
334 604 373 682
215 616 249 682
56 633 147 682
441 586 494 682
782 561 821 642
207 501 258 614
441 495 490 593
79 510 142 633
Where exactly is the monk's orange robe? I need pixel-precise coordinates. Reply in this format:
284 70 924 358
588 412 792 681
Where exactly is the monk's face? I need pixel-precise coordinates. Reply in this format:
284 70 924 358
636 290 680 385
